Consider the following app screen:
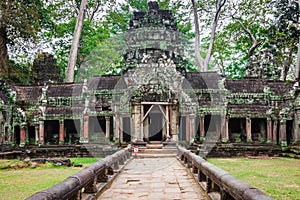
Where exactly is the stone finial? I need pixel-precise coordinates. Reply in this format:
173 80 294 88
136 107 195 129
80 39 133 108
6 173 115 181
148 1 159 10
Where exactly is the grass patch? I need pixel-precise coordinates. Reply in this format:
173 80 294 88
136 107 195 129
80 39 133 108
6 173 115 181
207 157 300 200
0 157 101 200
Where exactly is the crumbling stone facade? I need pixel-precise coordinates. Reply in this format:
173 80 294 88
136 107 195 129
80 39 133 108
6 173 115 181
0 1 299 148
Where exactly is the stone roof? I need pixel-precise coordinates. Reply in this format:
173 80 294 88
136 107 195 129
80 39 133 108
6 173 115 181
47 83 83 97
87 76 121 90
225 78 265 93
15 86 43 101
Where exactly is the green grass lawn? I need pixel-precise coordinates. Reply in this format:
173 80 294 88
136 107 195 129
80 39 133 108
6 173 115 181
207 157 300 200
0 158 101 200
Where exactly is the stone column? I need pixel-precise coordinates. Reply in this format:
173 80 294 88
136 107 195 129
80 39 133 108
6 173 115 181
35 125 39 144
171 106 179 141
293 116 299 143
166 106 170 137
246 117 252 142
272 120 278 144
267 118 273 142
115 115 120 141
59 119 64 144
119 117 123 143
144 116 149 141
221 115 229 142
279 119 287 146
186 115 190 142
0 123 2 144
39 120 44 144
83 115 89 143
131 104 141 142
105 116 110 139
190 114 196 141
140 104 144 140
20 125 26 147
200 115 205 139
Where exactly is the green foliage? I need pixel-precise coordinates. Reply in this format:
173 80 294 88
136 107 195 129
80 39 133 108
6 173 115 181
7 60 32 84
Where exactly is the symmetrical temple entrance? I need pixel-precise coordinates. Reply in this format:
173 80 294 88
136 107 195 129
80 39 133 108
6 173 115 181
1 1 300 148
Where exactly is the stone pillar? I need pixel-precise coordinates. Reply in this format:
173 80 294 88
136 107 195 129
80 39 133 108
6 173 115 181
39 120 44 144
59 119 64 144
83 115 89 143
200 115 205 139
267 118 273 142
190 114 196 141
105 116 110 139
115 115 120 141
0 123 2 144
20 125 26 147
246 117 252 142
144 116 149 141
140 104 144 140
186 115 190 142
221 115 229 142
119 117 123 143
279 119 287 146
171 106 179 141
35 125 39 144
272 120 278 144
131 104 141 142
293 116 299 143
166 106 170 137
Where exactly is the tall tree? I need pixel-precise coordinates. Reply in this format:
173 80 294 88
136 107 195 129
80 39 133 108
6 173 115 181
191 0 226 72
66 0 88 83
0 0 48 78
269 0 300 81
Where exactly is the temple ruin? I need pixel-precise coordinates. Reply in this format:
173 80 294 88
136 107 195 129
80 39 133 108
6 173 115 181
0 1 299 154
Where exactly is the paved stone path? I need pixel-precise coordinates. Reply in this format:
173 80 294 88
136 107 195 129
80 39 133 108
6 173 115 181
98 156 206 200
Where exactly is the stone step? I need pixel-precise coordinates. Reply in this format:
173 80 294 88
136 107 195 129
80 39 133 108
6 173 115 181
146 144 163 149
138 148 178 154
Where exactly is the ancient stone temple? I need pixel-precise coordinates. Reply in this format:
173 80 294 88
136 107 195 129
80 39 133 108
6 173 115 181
0 1 299 149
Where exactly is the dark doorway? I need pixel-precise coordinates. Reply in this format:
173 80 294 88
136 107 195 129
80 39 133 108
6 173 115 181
64 119 80 144
14 126 20 145
149 113 163 141
123 117 131 142
286 120 293 145
28 126 35 144
88 116 105 142
45 120 59 144
180 116 186 141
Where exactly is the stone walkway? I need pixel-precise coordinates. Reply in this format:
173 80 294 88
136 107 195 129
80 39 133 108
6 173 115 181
98 156 206 200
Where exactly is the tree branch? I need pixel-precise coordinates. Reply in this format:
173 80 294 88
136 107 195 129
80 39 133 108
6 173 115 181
232 15 262 58
204 0 226 69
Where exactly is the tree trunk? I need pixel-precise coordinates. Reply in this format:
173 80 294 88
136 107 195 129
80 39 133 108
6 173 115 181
191 0 226 72
191 0 204 71
66 0 88 83
283 47 294 81
296 40 300 80
295 0 300 80
0 27 9 78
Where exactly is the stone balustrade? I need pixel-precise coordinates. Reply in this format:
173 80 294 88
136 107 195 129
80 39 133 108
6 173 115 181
177 145 274 200
26 145 132 200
